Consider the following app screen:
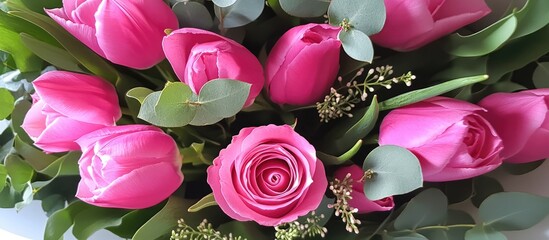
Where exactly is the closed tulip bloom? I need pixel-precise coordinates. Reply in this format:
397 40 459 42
266 24 342 106
163 28 264 107
371 0 491 51
479 89 549 163
21 71 121 153
76 125 183 209
379 97 503 181
46 0 178 69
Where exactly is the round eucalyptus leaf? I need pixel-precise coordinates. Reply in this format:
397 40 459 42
279 0 329 18
533 62 549 88
215 0 264 28
328 0 386 36
479 192 549 231
465 225 507 240
394 189 448 230
362 145 423 200
339 29 374 63
212 0 237 7
0 88 14 120
173 1 214 30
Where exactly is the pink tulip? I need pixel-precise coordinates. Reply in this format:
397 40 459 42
371 0 491 51
479 89 549 163
46 0 178 69
266 24 342 106
21 71 120 153
76 125 183 209
334 165 394 214
379 97 503 182
207 125 327 226
162 28 264 107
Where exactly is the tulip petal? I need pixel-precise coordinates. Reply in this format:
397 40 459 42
21 100 47 140
95 0 178 69
34 117 105 153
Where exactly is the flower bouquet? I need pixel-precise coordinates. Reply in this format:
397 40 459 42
1 0 549 239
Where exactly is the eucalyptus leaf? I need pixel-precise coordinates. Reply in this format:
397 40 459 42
44 201 88 240
106 206 164 239
328 0 385 36
471 176 504 208
362 145 423 200
215 0 264 28
279 0 329 18
446 15 517 57
41 194 66 217
533 62 549 88
379 75 489 111
19 32 82 72
339 29 374 63
317 139 362 165
9 99 32 144
180 142 212 166
13 135 57 172
173 1 213 30
72 206 129 240
394 189 448 230
0 164 6 192
479 192 549 231
4 153 34 192
138 83 197 127
189 79 250 126
126 87 154 105
0 88 14 119
465 225 507 240
503 160 545 175
212 0 237 7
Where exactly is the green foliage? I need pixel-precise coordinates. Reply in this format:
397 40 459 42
214 0 264 29
4 153 33 192
212 0 237 8
362 145 423 200
478 192 549 231
378 75 488 111
328 0 385 36
172 1 213 30
188 193 217 213
394 189 447 230
339 29 374 63
0 88 13 119
278 0 329 18
471 176 504 208
533 62 549 88
138 79 250 127
317 139 362 165
19 32 82 72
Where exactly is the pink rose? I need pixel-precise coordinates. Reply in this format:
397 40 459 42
371 0 491 51
379 97 503 182
21 71 120 153
207 125 327 226
479 89 549 163
265 24 342 106
334 165 394 214
76 125 183 209
162 28 264 107
46 0 178 69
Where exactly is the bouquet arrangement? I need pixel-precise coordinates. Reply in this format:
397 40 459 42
1 0 549 239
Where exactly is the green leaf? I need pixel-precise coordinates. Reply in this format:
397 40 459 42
8 9 120 83
19 32 82 72
471 176 504 208
0 11 43 72
394 189 448 230
317 139 362 165
13 135 58 172
479 192 549 231
14 182 33 210
378 75 489 111
138 82 197 127
0 88 14 119
72 206 129 239
212 0 237 7
533 62 549 88
446 15 517 57
339 28 374 63
188 193 218 212
487 24 549 81
328 0 385 36
173 1 213 30
41 194 65 217
106 206 164 239
465 225 507 240
362 145 423 200
189 79 251 126
10 99 32 144
510 0 549 39
44 201 88 240
0 164 6 192
324 96 378 155
446 210 476 240
279 0 329 18
214 0 264 28
4 153 34 192
441 179 473 204
127 87 154 105
180 142 212 166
